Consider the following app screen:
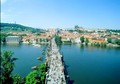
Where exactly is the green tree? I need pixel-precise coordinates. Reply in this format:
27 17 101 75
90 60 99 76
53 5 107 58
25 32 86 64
25 63 46 84
78 30 84 33
115 39 120 45
25 71 38 84
38 63 46 84
26 39 30 43
55 35 62 45
46 38 49 42
80 36 84 43
13 75 24 84
85 38 89 45
1 50 17 84
19 34 27 36
36 33 41 36
40 38 42 42
36 39 39 43
101 42 106 47
0 33 7 43
96 42 100 46
107 38 112 43
91 43 94 46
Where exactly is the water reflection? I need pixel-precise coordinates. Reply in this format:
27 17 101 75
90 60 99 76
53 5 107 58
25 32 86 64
2 43 22 47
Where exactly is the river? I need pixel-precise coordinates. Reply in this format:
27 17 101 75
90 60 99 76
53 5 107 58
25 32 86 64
1 44 46 77
1 44 120 84
60 44 120 84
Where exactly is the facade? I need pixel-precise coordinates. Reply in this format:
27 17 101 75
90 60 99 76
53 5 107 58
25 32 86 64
74 37 81 43
6 36 22 43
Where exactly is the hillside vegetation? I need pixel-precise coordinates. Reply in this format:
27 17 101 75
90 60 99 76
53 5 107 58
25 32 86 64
0 23 45 33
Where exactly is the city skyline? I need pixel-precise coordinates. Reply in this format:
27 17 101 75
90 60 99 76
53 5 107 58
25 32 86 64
1 0 120 29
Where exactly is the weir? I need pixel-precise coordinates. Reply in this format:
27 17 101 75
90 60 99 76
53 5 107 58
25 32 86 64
46 38 66 84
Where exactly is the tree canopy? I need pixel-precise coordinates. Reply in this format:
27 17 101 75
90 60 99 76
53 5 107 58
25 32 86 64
25 63 46 84
1 23 45 33
1 50 17 84
55 35 62 45
25 70 38 84
85 38 89 45
80 36 84 43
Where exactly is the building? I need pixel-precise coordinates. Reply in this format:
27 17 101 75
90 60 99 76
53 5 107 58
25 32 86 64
74 37 81 43
6 36 22 44
89 38 107 43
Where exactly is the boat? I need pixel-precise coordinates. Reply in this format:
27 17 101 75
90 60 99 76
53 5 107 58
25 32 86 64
37 56 43 60
32 44 40 47
42 51 45 55
32 66 38 70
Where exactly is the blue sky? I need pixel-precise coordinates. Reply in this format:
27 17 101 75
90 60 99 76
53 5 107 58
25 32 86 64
1 0 120 29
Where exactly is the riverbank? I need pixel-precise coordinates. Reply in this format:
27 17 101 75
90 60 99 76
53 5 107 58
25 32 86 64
62 42 120 48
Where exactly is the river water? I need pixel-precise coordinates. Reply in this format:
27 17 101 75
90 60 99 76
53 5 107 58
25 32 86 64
1 44 120 84
60 44 120 84
1 44 46 77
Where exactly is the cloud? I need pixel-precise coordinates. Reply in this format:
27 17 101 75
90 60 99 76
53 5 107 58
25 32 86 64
1 0 7 5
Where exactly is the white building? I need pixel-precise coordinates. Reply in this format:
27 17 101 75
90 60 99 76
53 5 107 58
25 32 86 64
6 36 21 44
74 37 81 43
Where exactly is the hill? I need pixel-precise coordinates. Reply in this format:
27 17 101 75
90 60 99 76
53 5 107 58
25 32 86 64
0 23 45 33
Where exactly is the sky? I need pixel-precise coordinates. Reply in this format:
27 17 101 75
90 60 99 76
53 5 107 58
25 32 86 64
1 0 120 29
